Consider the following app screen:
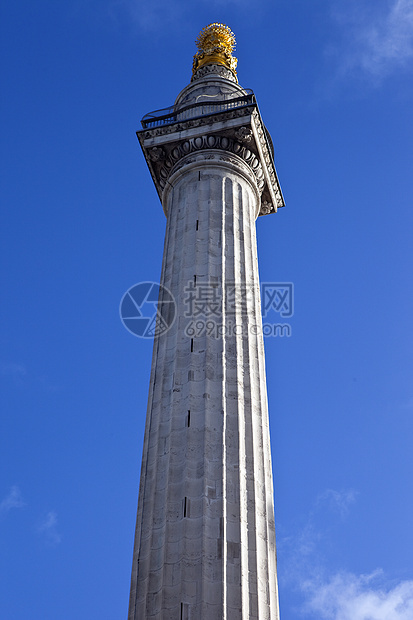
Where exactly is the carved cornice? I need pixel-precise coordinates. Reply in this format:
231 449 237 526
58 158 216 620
137 103 284 216
251 109 284 212
153 134 264 195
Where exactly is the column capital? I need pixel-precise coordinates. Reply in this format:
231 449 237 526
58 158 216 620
163 149 263 218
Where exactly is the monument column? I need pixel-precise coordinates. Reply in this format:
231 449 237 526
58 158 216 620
129 24 284 620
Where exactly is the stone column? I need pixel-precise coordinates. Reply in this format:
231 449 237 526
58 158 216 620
129 151 279 620
129 25 284 620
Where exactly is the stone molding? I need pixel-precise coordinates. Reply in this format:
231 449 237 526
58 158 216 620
154 134 265 196
162 149 262 218
191 63 237 83
251 109 283 211
174 70 245 109
138 103 284 215
141 104 254 140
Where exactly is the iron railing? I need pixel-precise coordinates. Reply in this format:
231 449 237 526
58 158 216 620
141 91 255 129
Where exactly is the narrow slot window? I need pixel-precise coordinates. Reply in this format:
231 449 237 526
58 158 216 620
196 219 199 231
194 275 196 286
183 497 187 518
187 410 191 427
190 338 194 352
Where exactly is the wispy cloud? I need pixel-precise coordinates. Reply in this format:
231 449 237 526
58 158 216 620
38 511 61 545
279 488 413 619
0 362 27 385
302 570 413 620
331 0 413 82
108 0 187 31
278 488 358 586
316 488 358 519
0 486 26 514
109 0 253 33
0 360 60 392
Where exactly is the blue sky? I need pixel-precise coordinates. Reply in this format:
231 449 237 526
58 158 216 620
1 1 412 618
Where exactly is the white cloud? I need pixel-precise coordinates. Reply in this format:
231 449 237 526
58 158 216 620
332 0 413 80
38 511 61 545
0 486 26 514
316 488 358 519
302 570 413 620
0 362 26 384
278 488 357 588
278 489 413 619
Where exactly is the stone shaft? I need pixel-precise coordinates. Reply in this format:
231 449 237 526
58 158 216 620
129 66 281 620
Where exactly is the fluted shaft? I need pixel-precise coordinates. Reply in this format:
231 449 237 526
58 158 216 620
128 151 279 620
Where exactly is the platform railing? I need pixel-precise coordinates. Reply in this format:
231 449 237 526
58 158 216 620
141 91 255 129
